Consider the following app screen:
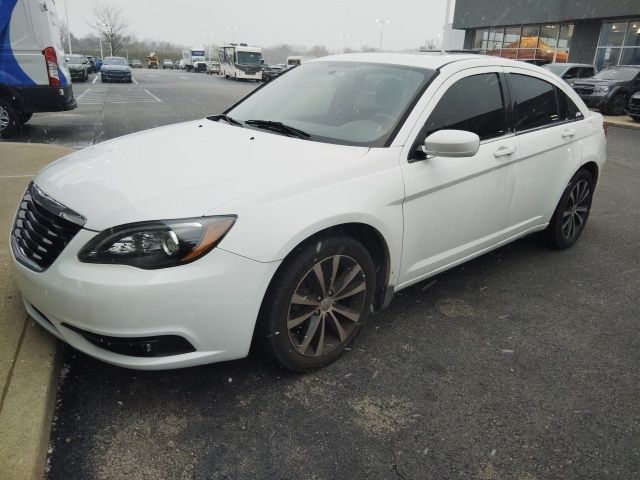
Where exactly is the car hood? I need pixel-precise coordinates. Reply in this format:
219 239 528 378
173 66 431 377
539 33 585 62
102 64 130 71
33 120 369 231
573 79 623 87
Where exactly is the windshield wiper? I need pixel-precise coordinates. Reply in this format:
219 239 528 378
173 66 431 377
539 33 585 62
244 120 310 139
206 114 243 127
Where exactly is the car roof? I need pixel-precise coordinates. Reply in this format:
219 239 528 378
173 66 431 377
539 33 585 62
544 63 593 68
308 52 546 71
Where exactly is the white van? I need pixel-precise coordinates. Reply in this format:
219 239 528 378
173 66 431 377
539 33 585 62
0 0 75 137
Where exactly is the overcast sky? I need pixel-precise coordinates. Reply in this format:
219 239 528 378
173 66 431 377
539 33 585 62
57 0 454 51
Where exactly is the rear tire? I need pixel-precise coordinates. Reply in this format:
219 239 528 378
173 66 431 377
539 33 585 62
542 169 594 250
631 115 640 122
257 235 376 372
0 98 20 138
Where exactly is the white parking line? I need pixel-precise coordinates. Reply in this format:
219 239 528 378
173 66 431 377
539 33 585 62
0 174 34 178
92 75 99 84
144 89 162 102
132 78 138 84
179 76 190 79
75 88 91 101
147 74 158 77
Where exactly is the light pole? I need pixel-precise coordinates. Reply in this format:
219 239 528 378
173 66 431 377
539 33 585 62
441 0 453 54
376 19 389 51
63 0 72 54
204 32 216 60
339 33 350 53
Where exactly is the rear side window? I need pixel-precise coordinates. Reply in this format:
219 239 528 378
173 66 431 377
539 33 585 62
579 67 594 78
423 73 506 141
508 73 559 132
556 87 583 121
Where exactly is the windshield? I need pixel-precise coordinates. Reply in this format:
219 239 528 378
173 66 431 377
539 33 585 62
594 67 640 81
543 64 567 75
103 57 127 65
228 61 435 147
237 51 262 65
66 56 84 65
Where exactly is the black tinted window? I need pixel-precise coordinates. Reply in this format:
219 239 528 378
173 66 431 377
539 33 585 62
557 87 583 121
508 74 559 131
423 73 505 140
578 67 594 78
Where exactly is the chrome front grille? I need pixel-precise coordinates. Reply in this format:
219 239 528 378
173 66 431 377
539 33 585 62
11 183 85 272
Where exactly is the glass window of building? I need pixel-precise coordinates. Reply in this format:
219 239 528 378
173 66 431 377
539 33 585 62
625 20 640 47
471 23 573 64
595 48 622 70
600 22 629 47
504 27 521 48
488 27 505 51
595 20 640 70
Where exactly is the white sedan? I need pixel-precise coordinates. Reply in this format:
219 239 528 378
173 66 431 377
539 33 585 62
10 53 606 371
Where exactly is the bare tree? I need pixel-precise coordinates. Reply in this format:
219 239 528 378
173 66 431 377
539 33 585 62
93 4 130 57
424 37 438 50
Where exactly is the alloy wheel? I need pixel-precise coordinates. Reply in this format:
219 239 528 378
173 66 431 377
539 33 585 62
562 179 590 241
287 255 367 357
0 105 9 131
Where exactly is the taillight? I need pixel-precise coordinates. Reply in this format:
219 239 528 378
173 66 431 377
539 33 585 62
43 47 60 87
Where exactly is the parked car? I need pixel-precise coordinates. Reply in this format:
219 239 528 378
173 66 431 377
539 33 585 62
9 54 606 371
628 92 640 122
0 0 76 138
100 56 132 83
262 63 286 82
85 55 98 73
206 61 220 75
162 60 174 69
572 66 640 115
542 63 595 85
132 59 142 68
65 54 90 82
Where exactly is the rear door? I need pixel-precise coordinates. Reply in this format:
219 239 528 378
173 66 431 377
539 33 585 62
399 67 518 287
503 68 585 229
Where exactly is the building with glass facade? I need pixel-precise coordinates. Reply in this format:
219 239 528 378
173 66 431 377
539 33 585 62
453 0 640 70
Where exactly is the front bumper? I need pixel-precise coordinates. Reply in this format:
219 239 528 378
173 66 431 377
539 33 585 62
577 93 609 109
101 70 132 81
11 229 279 369
69 70 86 80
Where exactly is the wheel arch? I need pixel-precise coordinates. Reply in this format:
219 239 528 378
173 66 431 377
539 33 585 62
263 222 393 313
580 160 599 186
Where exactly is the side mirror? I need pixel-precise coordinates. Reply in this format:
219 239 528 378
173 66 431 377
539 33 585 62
420 130 480 158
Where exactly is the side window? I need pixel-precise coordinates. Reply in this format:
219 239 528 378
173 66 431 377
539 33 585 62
556 87 584 121
423 73 506 141
579 67 594 78
508 73 559 132
564 67 578 79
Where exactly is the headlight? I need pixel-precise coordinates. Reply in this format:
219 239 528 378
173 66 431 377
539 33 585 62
78 216 236 269
594 85 609 94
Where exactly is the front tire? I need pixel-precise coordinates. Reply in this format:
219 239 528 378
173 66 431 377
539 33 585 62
606 93 627 116
257 236 376 372
0 98 20 138
543 169 594 250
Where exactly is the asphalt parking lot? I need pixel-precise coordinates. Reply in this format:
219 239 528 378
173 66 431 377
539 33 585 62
10 69 258 148
40 125 640 480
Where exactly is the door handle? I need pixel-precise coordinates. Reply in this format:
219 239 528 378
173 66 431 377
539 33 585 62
493 145 516 158
561 128 576 138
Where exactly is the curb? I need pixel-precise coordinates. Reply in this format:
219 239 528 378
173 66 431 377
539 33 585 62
0 142 73 480
603 116 640 131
